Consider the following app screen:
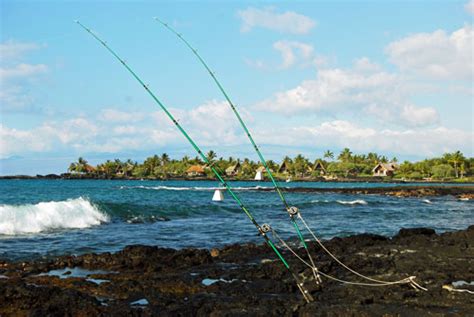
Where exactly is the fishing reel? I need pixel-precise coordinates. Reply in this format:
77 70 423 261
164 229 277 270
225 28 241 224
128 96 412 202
260 224 272 234
287 206 299 217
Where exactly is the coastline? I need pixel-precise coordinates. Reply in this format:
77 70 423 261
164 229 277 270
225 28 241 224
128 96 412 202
1 173 474 184
2 176 473 199
1 225 473 316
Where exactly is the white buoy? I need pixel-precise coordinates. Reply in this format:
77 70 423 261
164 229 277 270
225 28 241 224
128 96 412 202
212 189 224 201
254 170 263 181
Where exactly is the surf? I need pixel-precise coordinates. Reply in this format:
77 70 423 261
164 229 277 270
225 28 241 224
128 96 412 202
0 197 109 235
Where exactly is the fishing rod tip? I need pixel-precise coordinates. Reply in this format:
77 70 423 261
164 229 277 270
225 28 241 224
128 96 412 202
153 17 166 25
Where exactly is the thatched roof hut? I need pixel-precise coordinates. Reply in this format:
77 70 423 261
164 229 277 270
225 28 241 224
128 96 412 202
372 163 398 177
313 161 326 175
278 161 290 174
225 162 241 176
186 165 206 176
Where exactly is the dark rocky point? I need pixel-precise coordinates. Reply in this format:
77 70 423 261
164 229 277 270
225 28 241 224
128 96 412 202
1 226 473 316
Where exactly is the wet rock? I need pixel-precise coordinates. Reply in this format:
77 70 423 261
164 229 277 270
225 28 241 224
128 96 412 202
396 228 436 238
1 226 473 316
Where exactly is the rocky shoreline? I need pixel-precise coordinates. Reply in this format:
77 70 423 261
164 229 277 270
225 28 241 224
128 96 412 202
279 185 474 199
1 226 473 316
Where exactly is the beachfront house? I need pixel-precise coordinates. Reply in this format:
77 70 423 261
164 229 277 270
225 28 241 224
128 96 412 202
115 163 134 177
372 163 398 177
278 161 291 174
225 162 241 176
313 160 327 175
186 165 206 177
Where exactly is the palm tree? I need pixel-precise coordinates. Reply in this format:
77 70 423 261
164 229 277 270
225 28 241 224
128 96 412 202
293 154 310 176
282 156 292 164
74 157 88 173
78 157 87 165
460 163 466 178
68 162 77 173
338 148 352 163
367 152 380 165
445 151 465 178
161 153 170 166
103 160 116 177
323 150 334 161
206 150 217 163
353 154 365 164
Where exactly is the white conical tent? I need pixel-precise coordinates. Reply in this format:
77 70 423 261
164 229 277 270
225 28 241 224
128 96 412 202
254 166 265 180
212 189 224 201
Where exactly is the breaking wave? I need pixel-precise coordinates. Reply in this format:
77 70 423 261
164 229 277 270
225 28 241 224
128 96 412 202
310 199 368 205
0 197 109 235
120 185 271 191
310 199 330 204
336 199 368 205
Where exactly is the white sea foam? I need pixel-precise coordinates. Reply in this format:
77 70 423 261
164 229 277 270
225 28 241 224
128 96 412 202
422 199 432 204
336 199 368 205
0 197 109 235
311 199 330 203
121 185 270 191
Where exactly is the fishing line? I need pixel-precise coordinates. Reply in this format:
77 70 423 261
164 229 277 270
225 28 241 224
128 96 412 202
153 17 320 277
153 18 425 291
76 20 313 303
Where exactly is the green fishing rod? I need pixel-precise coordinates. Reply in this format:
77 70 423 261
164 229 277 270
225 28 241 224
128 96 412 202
153 18 319 278
76 21 313 302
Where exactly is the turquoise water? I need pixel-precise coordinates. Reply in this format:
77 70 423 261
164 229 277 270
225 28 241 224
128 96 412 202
0 179 472 260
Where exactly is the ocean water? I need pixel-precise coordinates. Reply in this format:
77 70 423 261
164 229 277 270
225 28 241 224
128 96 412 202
0 179 472 260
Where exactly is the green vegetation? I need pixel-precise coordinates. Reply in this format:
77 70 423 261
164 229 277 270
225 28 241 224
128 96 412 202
66 150 473 181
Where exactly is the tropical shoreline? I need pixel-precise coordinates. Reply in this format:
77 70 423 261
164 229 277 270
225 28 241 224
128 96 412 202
1 173 474 183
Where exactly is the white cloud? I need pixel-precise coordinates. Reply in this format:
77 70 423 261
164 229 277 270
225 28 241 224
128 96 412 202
0 64 48 81
273 40 315 69
255 59 440 127
0 40 40 60
399 104 439 127
52 118 99 144
99 109 145 122
386 25 473 80
0 40 48 112
0 100 251 158
0 63 48 81
0 85 34 111
237 7 316 34
0 125 53 158
246 40 327 70
354 57 382 73
255 120 473 157
1 109 471 160
465 0 474 14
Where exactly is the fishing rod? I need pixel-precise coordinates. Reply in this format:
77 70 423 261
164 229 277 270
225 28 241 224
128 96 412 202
153 17 321 282
151 19 426 291
75 20 313 303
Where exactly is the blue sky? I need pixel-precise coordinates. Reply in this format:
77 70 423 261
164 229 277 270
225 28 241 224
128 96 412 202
1 0 473 175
